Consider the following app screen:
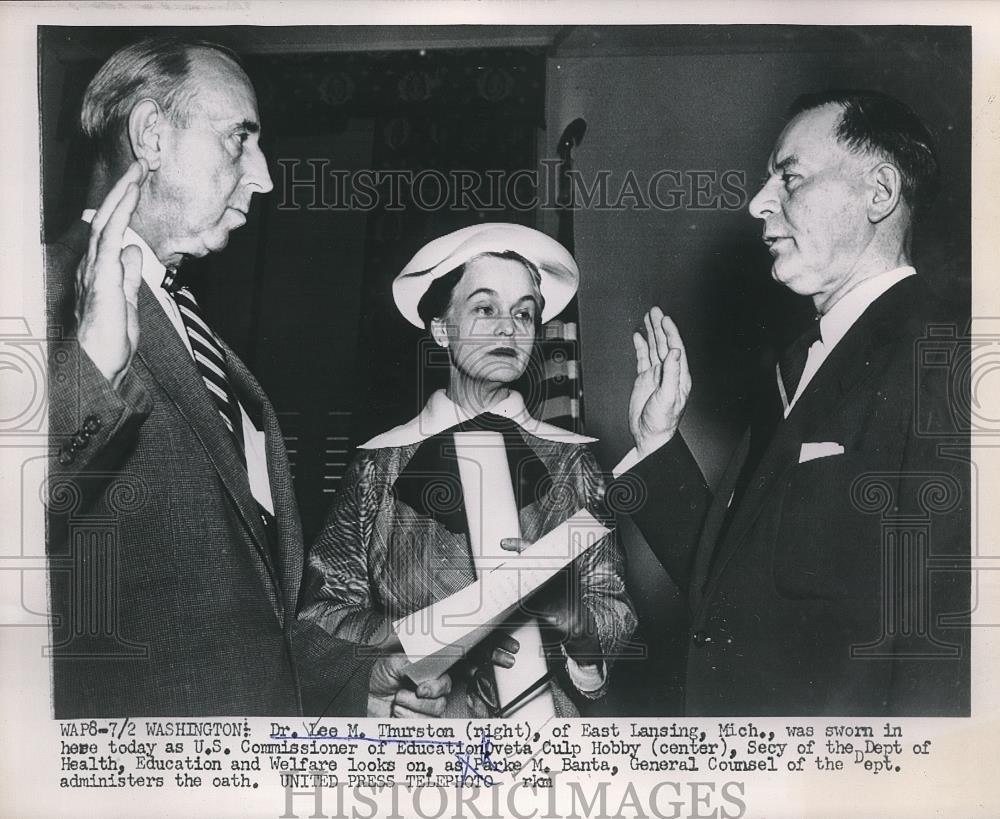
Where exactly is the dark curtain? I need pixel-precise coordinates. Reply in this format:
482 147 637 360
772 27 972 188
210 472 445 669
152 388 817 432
232 48 549 540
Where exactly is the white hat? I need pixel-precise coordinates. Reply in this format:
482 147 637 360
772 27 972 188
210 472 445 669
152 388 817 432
393 223 579 328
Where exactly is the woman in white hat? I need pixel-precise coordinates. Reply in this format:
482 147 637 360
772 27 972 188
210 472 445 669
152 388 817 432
299 224 636 718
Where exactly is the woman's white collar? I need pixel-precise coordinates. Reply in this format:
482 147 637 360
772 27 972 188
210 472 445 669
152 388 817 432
359 389 597 449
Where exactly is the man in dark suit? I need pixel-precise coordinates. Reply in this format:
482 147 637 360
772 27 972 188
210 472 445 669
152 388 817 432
46 36 450 717
618 90 969 715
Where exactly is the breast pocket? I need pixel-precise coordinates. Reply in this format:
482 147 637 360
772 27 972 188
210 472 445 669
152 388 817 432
772 452 885 601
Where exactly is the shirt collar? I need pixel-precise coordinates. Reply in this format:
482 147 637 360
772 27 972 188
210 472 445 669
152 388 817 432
81 209 167 293
360 389 597 448
819 266 916 349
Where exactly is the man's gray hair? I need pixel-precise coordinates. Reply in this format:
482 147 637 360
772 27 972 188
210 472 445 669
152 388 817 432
80 35 244 164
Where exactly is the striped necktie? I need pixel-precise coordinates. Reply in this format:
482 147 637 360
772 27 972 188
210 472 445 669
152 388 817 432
162 270 278 557
164 277 246 464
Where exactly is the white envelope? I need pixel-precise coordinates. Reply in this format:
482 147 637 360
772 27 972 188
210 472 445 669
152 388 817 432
798 441 845 463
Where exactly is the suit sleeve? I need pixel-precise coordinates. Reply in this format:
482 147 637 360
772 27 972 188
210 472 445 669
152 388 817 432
609 434 713 595
47 337 153 518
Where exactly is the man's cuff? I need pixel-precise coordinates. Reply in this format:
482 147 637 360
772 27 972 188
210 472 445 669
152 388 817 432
612 432 679 478
563 648 607 694
612 447 641 479
367 695 392 718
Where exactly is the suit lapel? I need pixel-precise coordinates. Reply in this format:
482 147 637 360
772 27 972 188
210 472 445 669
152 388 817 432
221 338 304 621
699 276 919 597
688 430 748 609
790 275 917 444
134 282 281 613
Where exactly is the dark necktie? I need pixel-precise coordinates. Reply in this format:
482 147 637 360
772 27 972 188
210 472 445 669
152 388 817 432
742 316 824 490
777 317 823 412
162 271 245 464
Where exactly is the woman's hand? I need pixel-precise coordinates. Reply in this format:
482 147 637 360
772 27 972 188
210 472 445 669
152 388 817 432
533 586 602 666
499 538 602 667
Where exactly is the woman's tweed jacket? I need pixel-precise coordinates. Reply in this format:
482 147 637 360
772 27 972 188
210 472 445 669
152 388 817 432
299 390 637 717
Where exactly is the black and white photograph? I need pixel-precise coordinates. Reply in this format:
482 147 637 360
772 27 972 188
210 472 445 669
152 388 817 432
1 3 997 818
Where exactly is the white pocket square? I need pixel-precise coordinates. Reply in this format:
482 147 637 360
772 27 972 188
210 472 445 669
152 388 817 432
798 442 844 463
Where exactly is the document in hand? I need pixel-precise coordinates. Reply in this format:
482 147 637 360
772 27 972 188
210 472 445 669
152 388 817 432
393 509 611 684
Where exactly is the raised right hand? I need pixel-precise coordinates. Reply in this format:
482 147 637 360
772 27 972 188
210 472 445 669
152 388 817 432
628 306 692 457
75 159 148 388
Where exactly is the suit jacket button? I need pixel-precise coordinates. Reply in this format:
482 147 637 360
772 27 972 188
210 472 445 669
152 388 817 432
83 415 101 434
692 630 712 646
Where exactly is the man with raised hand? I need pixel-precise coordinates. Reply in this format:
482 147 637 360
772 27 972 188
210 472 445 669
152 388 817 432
46 36 449 718
618 90 969 716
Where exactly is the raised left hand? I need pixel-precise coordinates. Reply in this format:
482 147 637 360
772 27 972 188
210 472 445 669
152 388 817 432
628 307 692 457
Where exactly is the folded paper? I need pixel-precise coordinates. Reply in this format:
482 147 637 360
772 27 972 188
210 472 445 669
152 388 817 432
393 508 610 688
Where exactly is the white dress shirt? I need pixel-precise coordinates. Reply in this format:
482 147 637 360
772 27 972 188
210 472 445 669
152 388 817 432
783 265 915 414
359 387 596 448
82 210 274 514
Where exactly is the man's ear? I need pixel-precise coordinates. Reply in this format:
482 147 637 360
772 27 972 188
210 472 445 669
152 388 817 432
868 162 904 223
127 99 165 171
430 317 451 349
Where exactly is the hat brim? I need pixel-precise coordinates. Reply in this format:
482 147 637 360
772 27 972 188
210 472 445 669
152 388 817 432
393 223 579 328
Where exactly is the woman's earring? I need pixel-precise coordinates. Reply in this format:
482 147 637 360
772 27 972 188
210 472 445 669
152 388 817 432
431 318 450 349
